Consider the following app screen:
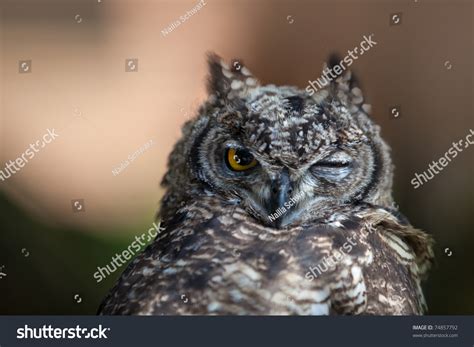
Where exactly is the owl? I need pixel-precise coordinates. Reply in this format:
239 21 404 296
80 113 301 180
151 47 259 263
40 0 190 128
99 53 434 315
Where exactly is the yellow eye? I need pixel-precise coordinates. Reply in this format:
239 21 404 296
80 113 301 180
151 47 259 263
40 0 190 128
226 147 257 171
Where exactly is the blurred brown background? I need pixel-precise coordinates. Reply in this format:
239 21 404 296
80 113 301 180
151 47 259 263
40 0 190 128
0 0 472 314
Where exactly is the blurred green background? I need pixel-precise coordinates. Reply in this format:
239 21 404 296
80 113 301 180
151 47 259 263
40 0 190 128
0 193 154 315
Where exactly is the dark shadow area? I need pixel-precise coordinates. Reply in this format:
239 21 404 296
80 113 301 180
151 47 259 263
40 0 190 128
0 193 131 314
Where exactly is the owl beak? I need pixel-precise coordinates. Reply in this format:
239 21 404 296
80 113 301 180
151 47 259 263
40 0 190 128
267 169 293 228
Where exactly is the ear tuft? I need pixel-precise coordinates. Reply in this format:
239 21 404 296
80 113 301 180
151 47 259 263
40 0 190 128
325 53 357 88
206 52 229 97
327 53 342 71
206 52 259 99
324 53 368 111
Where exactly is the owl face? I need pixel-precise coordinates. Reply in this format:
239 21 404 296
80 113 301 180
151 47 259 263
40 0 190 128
181 54 394 228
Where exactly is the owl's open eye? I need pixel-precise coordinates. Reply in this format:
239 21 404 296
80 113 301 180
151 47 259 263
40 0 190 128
310 152 353 180
225 147 258 172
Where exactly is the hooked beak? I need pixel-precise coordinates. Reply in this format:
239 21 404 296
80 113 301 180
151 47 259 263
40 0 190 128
266 168 294 228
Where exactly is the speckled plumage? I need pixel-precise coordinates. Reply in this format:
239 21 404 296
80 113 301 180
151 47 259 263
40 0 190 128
99 54 433 315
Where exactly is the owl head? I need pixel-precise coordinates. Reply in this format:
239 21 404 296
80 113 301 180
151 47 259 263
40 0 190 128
163 53 394 228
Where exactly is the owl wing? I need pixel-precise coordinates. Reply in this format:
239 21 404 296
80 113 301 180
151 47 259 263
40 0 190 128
367 212 433 315
294 210 433 315
360 211 434 315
